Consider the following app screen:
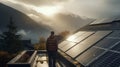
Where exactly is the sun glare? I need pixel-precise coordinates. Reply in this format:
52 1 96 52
34 5 61 17
67 35 76 42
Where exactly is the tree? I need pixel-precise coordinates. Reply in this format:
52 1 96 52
34 43 40 50
0 17 23 54
58 30 70 41
39 37 46 50
34 37 46 50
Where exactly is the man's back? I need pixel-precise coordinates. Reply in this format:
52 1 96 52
46 36 58 51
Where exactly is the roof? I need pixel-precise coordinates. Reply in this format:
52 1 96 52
78 21 120 31
90 18 120 25
58 21 120 67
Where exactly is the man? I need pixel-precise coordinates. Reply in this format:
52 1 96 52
46 31 58 67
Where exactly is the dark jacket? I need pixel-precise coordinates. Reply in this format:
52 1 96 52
46 36 58 51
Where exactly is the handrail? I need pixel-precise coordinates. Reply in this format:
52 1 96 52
28 50 37 63
7 51 26 64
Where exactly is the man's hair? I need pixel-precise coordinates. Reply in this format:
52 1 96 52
51 31 54 35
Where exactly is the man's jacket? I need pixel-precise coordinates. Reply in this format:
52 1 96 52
46 36 58 51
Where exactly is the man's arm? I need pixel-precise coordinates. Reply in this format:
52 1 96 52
46 38 49 51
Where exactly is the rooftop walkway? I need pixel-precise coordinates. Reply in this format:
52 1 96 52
7 50 77 67
34 54 61 67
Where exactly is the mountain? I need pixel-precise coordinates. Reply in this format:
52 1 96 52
0 3 51 43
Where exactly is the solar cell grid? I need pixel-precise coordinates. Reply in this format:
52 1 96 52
111 42 120 52
76 47 105 66
89 51 120 67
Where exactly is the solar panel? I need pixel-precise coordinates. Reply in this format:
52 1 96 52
111 42 120 52
95 38 120 49
66 31 85 42
66 31 112 58
76 47 105 66
89 51 120 67
73 32 94 42
60 41 76 52
58 41 69 48
90 18 116 25
59 31 92 52
58 31 85 49
108 31 120 37
59 32 95 52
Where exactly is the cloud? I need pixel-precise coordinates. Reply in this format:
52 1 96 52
17 29 27 36
13 0 70 6
1 0 93 33
2 0 120 19
2 0 120 31
41 13 93 33
0 0 94 32
27 14 40 22
63 0 120 19
16 30 44 43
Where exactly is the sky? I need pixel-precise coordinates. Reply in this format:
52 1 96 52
0 0 92 32
1 0 120 43
1 0 120 18
1 0 120 26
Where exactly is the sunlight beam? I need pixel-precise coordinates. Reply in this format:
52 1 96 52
34 5 62 17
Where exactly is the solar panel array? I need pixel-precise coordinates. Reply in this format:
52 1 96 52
90 18 117 25
58 30 120 67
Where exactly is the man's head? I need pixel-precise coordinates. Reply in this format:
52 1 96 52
51 31 54 35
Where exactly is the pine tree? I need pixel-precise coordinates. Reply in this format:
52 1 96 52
0 17 23 54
